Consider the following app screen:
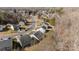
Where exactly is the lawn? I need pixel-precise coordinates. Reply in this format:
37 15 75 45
48 17 55 26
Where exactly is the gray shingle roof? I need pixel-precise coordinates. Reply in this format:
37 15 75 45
34 31 43 40
20 35 32 48
42 26 47 30
0 39 12 51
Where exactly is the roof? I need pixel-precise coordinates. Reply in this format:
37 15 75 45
6 24 14 30
42 26 47 30
37 28 46 33
19 21 25 26
20 35 33 48
33 31 43 40
0 39 12 51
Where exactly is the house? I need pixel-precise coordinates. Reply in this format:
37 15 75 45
30 22 53 41
12 36 22 50
41 23 48 30
30 23 48 41
18 21 27 30
0 37 12 51
30 30 44 40
19 21 25 26
42 22 53 31
12 34 39 49
19 35 33 48
36 28 46 34
5 24 14 31
12 24 20 31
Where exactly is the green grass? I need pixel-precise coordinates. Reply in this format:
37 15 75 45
48 17 55 26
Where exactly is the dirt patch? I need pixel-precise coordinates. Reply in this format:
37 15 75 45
56 8 79 51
